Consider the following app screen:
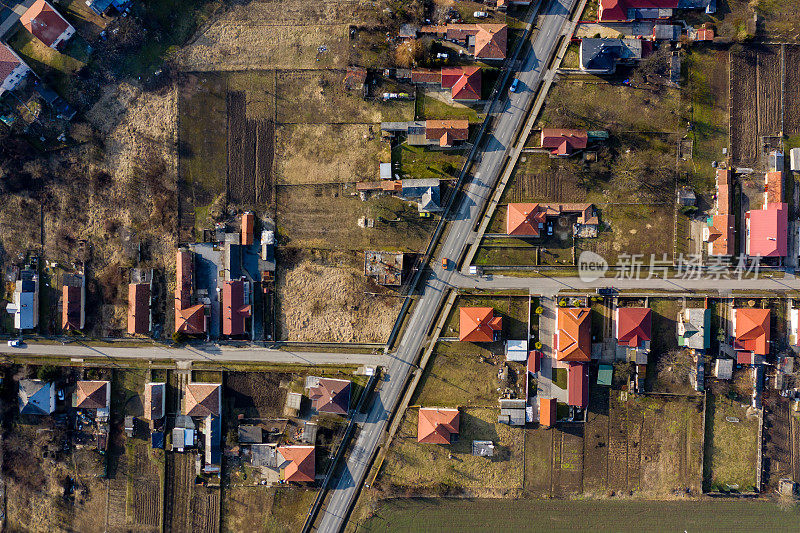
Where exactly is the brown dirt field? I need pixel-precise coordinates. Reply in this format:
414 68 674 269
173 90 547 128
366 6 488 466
178 0 368 71
730 49 759 165
276 250 402 342
191 487 221 533
784 46 800 134
756 46 782 137
225 371 291 418
222 486 275 533
164 452 195 533
505 154 585 203
227 91 274 206
275 123 389 184
550 426 584 497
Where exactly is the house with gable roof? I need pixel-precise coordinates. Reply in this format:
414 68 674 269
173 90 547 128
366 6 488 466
309 378 351 415
418 407 460 444
62 273 85 331
733 308 770 362
459 307 502 342
677 307 710 350
184 382 221 418
128 282 151 335
540 129 588 157
556 308 591 363
19 379 55 415
6 270 38 331
277 445 315 482
0 43 31 96
222 278 252 337
175 249 207 335
20 0 75 49
419 23 508 60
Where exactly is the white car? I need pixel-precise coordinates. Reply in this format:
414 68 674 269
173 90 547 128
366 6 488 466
474 11 488 18
7 339 20 347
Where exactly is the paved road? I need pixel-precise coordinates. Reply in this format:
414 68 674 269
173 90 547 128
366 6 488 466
0 342 383 366
453 272 800 294
316 1 578 530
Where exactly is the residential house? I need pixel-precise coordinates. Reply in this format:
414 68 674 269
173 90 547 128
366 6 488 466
539 397 556 427
616 307 652 363
0 43 30 96
277 445 315 482
506 339 528 362
380 120 470 148
599 0 717 22
556 308 591 362
175 249 206 335
62 273 85 331
567 363 588 409
184 382 221 417
412 66 482 101
20 0 75 49
222 278 252 337
506 203 547 236
6 270 38 331
143 382 165 422
498 398 526 426
746 202 788 258
241 212 255 246
417 407 460 443
733 308 770 359
401 178 443 212
309 378 351 415
420 24 508 60
75 380 110 418
18 379 55 415
540 129 588 156
127 282 151 335
579 38 643 74
677 307 710 350
459 307 502 342
704 168 734 256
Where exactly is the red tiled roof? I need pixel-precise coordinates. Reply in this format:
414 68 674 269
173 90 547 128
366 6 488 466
278 445 315 482
20 0 71 47
411 68 441 83
616 307 652 347
444 24 508 59
716 168 731 214
222 279 251 336
175 250 206 334
506 203 547 236
734 308 770 355
309 378 351 415
241 212 254 245
599 0 679 21
184 382 221 417
746 203 788 257
540 129 588 155
766 171 784 205
127 283 150 335
76 381 109 409
62 285 82 331
441 66 482 101
567 363 588 408
418 407 460 444
528 350 541 373
0 44 23 82
557 308 591 362
707 214 734 256
459 307 502 342
425 119 469 146
540 397 556 427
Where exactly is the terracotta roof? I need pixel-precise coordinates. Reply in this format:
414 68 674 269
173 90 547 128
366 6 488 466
344 66 367 89
528 350 541 373
417 407 460 444
62 285 82 330
599 0 679 21
241 212 254 245
734 308 770 355
567 363 588 408
175 250 206 334
277 445 315 482
127 283 150 335
144 382 165 421
766 171 784 205
76 381 109 409
20 0 71 47
696 28 714 41
556 308 591 362
716 168 731 214
0 44 23 82
425 119 469 146
506 203 547 236
411 68 441 84
309 378 351 415
184 382 221 417
459 307 502 342
539 397 556 427
441 66 481 101
222 280 251 336
541 129 588 155
616 307 652 347
746 203 788 257
473 23 507 59
707 214 734 256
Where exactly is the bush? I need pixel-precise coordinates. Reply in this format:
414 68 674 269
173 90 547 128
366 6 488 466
172 331 188 344
36 365 61 382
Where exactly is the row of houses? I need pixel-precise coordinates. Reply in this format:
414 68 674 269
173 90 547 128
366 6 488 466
597 0 716 22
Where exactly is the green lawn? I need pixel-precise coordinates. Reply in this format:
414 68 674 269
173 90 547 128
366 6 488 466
415 92 482 123
6 29 87 99
267 488 317 533
393 144 463 181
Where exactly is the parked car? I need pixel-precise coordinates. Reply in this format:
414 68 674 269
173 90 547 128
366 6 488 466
57 389 65 401
510 78 520 93
7 339 20 347
596 287 617 296
474 11 488 18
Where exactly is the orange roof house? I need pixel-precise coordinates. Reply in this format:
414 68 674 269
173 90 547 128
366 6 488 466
765 171 784 205
441 66 482 101
222 279 251 337
241 212 254 245
420 24 508 59
62 285 83 331
734 308 770 355
75 381 110 410
539 397 556 427
20 0 75 49
459 307 502 342
309 378 351 415
425 119 469 147
184 382 221 417
174 250 206 335
417 407 460 444
277 445 315 482
541 129 588 156
616 307 652 348
556 308 591 362
706 214 734 256
506 203 547 236
127 283 151 335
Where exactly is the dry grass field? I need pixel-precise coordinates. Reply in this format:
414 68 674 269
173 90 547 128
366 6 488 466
704 392 759 492
222 486 275 533
275 124 389 184
381 407 524 496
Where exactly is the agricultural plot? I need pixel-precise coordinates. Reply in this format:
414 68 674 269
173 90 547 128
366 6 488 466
227 91 274 206
222 486 275 533
704 392 759 492
785 46 800 135
225 371 291 418
381 408 524 495
164 452 198 533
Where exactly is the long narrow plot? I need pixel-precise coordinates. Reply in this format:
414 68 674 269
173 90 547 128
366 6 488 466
784 45 800 135
226 91 274 206
729 49 758 165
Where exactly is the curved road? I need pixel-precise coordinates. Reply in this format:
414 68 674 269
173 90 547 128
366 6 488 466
315 1 579 530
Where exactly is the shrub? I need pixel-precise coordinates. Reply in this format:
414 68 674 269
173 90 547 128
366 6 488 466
37 365 60 382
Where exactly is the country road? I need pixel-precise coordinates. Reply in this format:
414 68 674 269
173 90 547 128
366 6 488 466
315 1 580 531
0 342 384 366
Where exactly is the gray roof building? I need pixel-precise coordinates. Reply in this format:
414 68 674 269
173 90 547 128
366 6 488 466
238 425 263 444
498 398 526 426
580 38 643 74
19 379 55 416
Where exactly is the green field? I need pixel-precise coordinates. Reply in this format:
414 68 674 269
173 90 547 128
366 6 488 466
357 498 800 532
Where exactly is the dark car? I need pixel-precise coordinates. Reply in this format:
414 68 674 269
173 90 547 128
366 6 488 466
596 287 617 296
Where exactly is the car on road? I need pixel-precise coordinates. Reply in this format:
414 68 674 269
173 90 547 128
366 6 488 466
596 287 617 296
441 257 450 270
7 339 21 347
510 78 520 92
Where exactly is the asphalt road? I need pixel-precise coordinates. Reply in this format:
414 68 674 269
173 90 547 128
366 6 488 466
454 272 800 294
315 1 578 530
0 342 383 366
